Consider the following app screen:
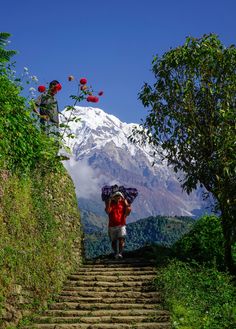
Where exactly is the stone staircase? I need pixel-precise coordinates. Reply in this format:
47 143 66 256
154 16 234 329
27 257 171 329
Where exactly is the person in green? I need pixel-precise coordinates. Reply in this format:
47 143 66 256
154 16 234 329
34 80 61 137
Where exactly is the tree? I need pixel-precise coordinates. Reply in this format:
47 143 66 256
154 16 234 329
133 34 236 271
0 32 16 73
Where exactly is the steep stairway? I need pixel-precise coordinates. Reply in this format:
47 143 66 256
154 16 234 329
28 257 171 329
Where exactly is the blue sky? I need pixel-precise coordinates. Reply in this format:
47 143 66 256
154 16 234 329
2 0 236 123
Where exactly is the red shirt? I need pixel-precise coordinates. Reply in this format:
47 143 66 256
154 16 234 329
106 200 130 227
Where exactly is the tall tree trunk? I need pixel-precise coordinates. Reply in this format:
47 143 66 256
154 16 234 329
221 207 235 274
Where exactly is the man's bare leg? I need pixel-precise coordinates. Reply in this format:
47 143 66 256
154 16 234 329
118 238 125 256
112 240 118 254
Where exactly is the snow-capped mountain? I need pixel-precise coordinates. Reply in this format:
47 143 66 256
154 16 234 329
61 106 210 222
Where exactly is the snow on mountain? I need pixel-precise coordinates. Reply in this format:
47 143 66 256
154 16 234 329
61 106 209 222
63 107 148 157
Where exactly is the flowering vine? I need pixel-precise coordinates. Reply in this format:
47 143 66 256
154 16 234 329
60 75 104 141
67 75 103 104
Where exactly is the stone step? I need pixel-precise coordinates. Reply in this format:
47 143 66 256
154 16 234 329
65 281 154 288
55 296 161 304
26 322 171 328
85 258 147 261
63 285 155 292
67 274 155 281
35 314 170 324
86 257 152 262
49 302 160 310
60 291 160 298
24 259 171 329
73 267 155 273
44 309 168 317
70 271 156 277
82 263 153 268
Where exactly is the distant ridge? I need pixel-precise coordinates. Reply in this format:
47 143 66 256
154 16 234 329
84 215 194 259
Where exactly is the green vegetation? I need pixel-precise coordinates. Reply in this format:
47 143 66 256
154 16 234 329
0 168 82 309
158 260 236 329
154 215 236 328
0 33 82 328
127 215 194 247
173 215 225 266
0 32 17 70
0 35 59 174
81 209 107 234
133 34 236 271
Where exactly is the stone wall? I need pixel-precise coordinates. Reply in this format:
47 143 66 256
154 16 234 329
0 166 83 328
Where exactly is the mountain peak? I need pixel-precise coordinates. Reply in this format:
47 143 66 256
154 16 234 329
61 106 209 220
64 106 134 129
61 106 154 163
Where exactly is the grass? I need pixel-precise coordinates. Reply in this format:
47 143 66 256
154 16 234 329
152 215 236 329
156 259 236 329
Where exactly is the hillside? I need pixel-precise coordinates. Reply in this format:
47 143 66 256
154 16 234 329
0 166 83 329
80 208 107 233
84 215 194 259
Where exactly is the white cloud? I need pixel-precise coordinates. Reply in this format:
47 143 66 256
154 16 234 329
63 158 102 199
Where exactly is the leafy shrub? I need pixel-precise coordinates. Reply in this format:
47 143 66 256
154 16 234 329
0 33 60 174
173 215 225 267
0 74 59 173
157 259 236 329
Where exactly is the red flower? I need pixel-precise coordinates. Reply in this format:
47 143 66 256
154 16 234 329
86 95 93 102
87 95 99 103
98 91 104 96
38 85 46 93
93 96 99 103
80 78 87 85
55 83 62 91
